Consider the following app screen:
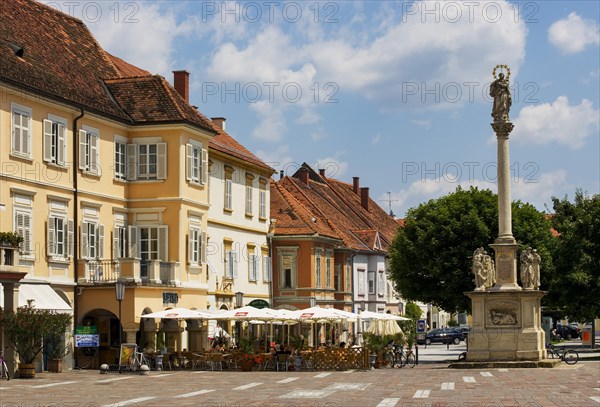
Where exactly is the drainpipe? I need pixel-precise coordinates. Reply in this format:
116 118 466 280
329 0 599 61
72 107 84 367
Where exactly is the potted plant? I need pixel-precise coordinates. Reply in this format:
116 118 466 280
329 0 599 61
45 329 72 373
363 333 386 368
237 337 257 371
0 231 23 247
0 300 72 378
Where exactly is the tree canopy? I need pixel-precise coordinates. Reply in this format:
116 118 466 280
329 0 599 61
388 186 554 313
548 191 600 322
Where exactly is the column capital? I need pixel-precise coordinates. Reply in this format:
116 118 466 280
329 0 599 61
491 121 514 139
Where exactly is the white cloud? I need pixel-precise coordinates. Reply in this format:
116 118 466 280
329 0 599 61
371 134 382 145
255 145 294 173
548 12 600 54
512 169 569 210
512 96 599 149
412 119 432 129
249 101 287 142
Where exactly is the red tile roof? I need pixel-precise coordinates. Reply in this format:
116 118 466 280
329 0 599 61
0 0 214 133
271 164 400 253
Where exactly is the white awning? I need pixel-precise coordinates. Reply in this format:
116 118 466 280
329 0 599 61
0 282 72 313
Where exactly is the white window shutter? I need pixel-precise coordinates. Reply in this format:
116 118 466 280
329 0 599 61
157 142 167 180
186 143 193 182
89 134 99 175
78 130 87 170
158 225 168 260
81 223 89 258
232 250 238 279
67 220 74 257
43 119 53 162
266 256 272 281
187 229 193 264
98 224 105 259
126 144 137 180
112 228 119 259
57 123 66 165
128 225 138 258
11 111 17 154
201 232 207 264
201 148 208 185
47 217 56 256
23 115 30 156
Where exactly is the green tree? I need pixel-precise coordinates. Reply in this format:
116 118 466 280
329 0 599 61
549 191 600 322
404 302 422 320
388 186 554 313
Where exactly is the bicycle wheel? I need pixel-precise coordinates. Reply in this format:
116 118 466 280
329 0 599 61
547 347 556 359
1 362 9 381
393 352 402 368
562 350 578 365
405 352 416 368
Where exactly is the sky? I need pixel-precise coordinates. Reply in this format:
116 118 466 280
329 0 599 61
45 0 600 217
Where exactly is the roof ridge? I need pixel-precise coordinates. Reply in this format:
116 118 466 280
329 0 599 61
29 0 86 25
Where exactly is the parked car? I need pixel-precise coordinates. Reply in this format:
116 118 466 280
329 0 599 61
556 324 580 340
420 328 465 345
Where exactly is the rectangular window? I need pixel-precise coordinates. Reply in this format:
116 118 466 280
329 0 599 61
358 269 365 295
378 271 385 297
325 251 332 288
224 178 233 210
43 119 66 166
79 129 100 175
114 225 128 259
249 253 258 281
138 144 157 179
14 209 32 256
81 221 104 259
284 268 292 288
47 216 70 258
11 105 31 158
259 189 266 219
334 264 341 291
225 250 238 279
245 184 253 216
315 249 322 288
125 142 167 181
114 140 127 181
186 143 208 185
346 260 352 292
263 256 272 282
368 271 375 294
278 248 297 289
188 227 205 265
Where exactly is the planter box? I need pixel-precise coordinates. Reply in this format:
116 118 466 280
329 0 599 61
47 358 63 373
18 363 36 378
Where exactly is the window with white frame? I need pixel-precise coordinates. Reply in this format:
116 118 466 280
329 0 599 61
368 271 375 294
113 224 128 259
126 142 167 181
315 249 322 288
47 201 73 259
79 127 100 175
225 249 238 279
81 221 104 259
325 250 332 288
224 178 233 210
277 247 297 289
245 173 254 216
136 226 167 261
186 142 208 185
43 116 66 166
259 179 267 219
114 137 127 181
14 206 33 256
263 255 272 282
11 103 32 158
249 252 258 282
334 264 341 291
345 259 351 292
358 269 365 295
188 226 206 266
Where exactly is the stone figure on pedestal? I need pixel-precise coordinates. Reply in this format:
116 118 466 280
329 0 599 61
490 69 512 122
483 254 496 289
472 248 486 290
520 247 541 290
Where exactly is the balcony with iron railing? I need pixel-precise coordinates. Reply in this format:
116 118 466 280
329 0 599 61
78 258 180 286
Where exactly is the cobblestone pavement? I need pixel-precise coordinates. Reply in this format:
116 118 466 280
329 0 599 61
1 361 599 407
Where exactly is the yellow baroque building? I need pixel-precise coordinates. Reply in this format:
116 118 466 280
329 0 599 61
1 0 217 369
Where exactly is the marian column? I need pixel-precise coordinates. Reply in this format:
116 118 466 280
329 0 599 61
489 66 520 291
464 65 546 363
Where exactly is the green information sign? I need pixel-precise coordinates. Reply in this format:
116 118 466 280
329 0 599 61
76 325 98 334
248 299 269 309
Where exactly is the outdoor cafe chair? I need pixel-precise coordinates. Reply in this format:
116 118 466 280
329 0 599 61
191 353 207 370
276 353 289 371
207 352 224 371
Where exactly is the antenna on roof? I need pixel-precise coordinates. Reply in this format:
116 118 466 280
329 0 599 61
379 192 398 217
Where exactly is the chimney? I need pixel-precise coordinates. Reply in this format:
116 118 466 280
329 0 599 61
360 187 369 210
300 168 309 185
353 177 360 194
173 70 190 103
279 170 284 180
319 169 326 177
211 117 226 131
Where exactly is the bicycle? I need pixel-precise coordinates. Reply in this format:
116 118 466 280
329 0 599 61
0 350 10 381
128 349 150 372
394 345 416 368
546 344 578 365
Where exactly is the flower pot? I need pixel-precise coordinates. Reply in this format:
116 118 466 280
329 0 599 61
240 360 253 372
47 358 62 373
18 363 36 378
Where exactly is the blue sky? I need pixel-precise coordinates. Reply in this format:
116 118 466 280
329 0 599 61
47 1 599 217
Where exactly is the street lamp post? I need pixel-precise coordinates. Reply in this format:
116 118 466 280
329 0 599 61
115 281 125 345
235 292 243 345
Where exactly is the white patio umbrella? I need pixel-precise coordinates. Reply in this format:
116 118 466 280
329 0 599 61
211 305 277 321
360 310 410 321
366 319 403 336
141 307 214 319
